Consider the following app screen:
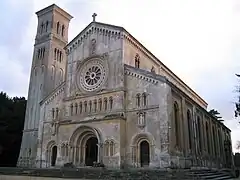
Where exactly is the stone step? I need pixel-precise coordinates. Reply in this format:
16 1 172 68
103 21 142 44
203 174 231 179
187 170 232 180
0 167 233 180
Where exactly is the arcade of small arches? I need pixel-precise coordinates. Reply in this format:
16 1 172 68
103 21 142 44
45 126 154 168
69 97 113 116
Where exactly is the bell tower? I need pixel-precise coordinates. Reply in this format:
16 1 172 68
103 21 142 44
17 4 73 167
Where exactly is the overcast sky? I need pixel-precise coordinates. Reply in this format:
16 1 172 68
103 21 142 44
0 0 240 151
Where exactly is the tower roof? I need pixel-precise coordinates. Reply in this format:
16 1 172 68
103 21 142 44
35 4 73 20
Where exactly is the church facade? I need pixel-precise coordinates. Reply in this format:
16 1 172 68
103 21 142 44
18 4 233 169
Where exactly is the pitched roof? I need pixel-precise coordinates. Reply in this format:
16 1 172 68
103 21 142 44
66 21 208 108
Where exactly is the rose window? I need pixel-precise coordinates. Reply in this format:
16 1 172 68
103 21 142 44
77 58 108 92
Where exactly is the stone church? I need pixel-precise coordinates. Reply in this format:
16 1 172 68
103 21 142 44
18 4 233 169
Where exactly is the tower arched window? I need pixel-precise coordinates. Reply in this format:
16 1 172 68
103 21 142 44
187 110 192 150
54 48 57 60
51 66 55 82
42 47 45 58
37 49 40 59
59 51 62 62
40 49 42 59
46 21 49 32
59 68 63 83
174 102 179 147
57 50 59 61
142 93 147 106
40 22 44 34
34 68 38 76
135 54 140 68
109 97 113 110
136 93 141 107
57 22 60 34
61 25 65 37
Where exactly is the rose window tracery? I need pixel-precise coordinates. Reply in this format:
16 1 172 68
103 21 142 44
85 66 101 86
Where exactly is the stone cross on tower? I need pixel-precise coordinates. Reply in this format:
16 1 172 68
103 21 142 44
92 13 97 22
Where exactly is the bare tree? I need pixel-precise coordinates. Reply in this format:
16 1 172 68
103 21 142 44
234 74 240 122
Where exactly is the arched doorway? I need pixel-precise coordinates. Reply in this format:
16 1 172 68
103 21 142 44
85 137 98 166
51 146 57 166
140 141 150 167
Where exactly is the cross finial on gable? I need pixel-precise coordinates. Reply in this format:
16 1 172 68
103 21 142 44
92 13 97 22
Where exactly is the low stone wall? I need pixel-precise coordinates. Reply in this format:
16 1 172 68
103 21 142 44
0 167 196 180
0 175 77 180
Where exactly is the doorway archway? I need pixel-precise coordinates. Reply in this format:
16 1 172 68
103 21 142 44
140 140 150 167
51 146 57 166
85 137 98 166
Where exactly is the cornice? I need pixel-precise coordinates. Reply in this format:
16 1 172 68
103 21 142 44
124 64 166 85
65 22 123 54
36 4 73 20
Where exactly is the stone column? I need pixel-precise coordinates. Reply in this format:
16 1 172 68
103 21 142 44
131 146 136 167
98 143 103 162
82 146 86 165
73 146 76 165
75 146 79 166
69 146 73 162
78 146 81 165
79 146 83 165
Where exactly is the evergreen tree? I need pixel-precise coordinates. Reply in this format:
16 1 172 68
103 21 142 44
0 92 26 167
